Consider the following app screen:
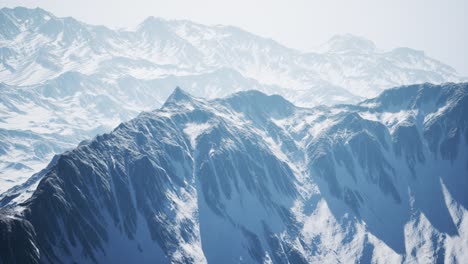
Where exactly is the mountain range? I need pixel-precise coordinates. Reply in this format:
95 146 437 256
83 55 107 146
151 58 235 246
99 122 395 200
0 6 468 263
1 82 467 263
0 7 466 203
1 7 463 100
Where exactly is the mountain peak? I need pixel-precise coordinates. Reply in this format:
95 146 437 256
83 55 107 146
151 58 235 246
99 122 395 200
163 86 193 105
137 16 170 31
140 16 165 24
222 90 295 119
0 7 55 39
320 34 376 53
0 6 53 20
360 82 468 111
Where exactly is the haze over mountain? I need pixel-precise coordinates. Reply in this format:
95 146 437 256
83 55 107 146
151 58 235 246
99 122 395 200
1 5 468 262
0 7 462 100
0 83 467 263
0 7 466 202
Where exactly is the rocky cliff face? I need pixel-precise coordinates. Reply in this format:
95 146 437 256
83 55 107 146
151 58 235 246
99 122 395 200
0 83 467 263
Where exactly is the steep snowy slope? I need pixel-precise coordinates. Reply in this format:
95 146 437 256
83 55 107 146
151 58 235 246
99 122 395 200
0 69 298 196
0 83 467 263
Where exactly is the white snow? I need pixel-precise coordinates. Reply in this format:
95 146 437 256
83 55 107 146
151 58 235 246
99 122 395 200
183 122 212 148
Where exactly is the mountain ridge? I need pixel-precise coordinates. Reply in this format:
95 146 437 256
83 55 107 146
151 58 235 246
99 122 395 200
0 7 462 95
1 7 464 192
1 83 467 263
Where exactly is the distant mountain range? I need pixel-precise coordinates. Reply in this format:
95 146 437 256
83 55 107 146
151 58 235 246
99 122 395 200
0 7 463 101
1 83 467 263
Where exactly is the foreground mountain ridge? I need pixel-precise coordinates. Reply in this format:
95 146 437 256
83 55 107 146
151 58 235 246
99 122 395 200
0 82 467 263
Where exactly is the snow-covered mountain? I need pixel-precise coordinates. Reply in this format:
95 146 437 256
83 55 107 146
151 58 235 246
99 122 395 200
0 69 288 196
0 7 463 99
0 83 467 263
0 6 466 200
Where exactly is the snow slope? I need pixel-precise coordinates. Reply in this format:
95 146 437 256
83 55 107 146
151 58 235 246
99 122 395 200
0 83 467 263
1 7 465 199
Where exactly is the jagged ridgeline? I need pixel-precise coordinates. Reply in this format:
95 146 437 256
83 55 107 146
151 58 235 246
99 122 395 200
0 83 467 263
1 6 466 205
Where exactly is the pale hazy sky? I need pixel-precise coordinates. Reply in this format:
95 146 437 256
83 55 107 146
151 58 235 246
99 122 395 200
3 0 468 75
